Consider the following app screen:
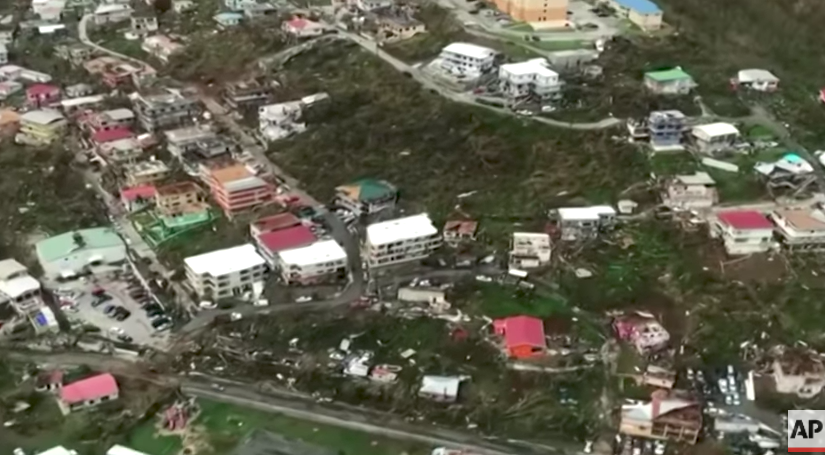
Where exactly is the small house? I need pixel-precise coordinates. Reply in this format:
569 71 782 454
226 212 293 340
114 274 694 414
377 12 426 42
443 220 478 245
509 232 551 269
493 316 546 359
770 205 825 252
281 17 324 38
94 4 133 25
691 122 740 154
120 184 157 212
620 390 701 444
57 373 119 414
419 375 465 403
661 172 718 210
65 83 94 98
608 0 663 31
334 178 398 217
555 205 616 241
26 83 61 107
130 16 158 35
735 69 779 92
712 210 775 255
644 67 696 95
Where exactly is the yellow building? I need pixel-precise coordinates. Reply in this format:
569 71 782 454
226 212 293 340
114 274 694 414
493 0 568 28
16 109 66 145
155 181 205 216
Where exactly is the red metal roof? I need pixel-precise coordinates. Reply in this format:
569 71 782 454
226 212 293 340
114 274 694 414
495 316 546 349
257 225 316 253
92 127 133 143
286 18 309 29
26 83 60 97
60 373 118 404
121 184 157 201
717 210 773 230
252 213 301 234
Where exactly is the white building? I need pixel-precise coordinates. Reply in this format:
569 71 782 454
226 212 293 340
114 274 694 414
277 239 347 285
94 4 133 24
184 244 267 300
439 43 496 78
691 122 740 154
130 16 158 35
770 206 825 252
509 232 551 269
498 58 561 99
364 214 441 268
258 100 305 142
712 210 776 256
736 69 779 92
0 259 42 315
141 35 183 62
556 206 617 241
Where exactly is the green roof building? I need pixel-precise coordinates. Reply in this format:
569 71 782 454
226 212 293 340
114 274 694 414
644 67 697 95
334 178 399 216
35 227 127 279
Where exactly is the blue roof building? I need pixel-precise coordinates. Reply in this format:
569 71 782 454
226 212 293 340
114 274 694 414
609 0 663 31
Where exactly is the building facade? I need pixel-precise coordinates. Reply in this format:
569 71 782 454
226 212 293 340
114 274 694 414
509 232 552 269
555 205 617 241
492 0 568 26
712 210 775 255
202 162 276 218
661 172 718 210
132 90 200 131
439 43 496 77
648 110 686 148
334 178 398 217
770 206 825 252
364 214 441 268
184 244 267 300
691 122 740 154
498 58 561 99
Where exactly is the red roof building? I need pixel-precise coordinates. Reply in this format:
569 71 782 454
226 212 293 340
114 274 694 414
120 184 157 204
493 316 547 359
58 373 119 414
254 224 316 266
92 126 134 144
249 212 301 237
717 210 773 230
26 83 61 107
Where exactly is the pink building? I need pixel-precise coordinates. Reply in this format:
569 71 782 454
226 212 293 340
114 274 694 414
26 83 61 108
58 373 119 414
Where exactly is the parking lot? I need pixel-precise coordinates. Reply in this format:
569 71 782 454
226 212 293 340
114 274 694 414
52 269 171 349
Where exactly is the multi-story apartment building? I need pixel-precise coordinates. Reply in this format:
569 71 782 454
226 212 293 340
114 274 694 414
277 239 348 285
132 89 200 132
770 205 825 252
0 259 42 315
492 0 567 26
184 244 267 300
165 125 217 157
555 205 617 241
661 172 718 210
712 210 775 255
364 214 441 268
498 58 561 99
222 80 271 109
16 109 66 146
439 43 496 77
202 162 276 218
648 110 686 149
334 178 398 217
124 160 170 186
155 181 204 216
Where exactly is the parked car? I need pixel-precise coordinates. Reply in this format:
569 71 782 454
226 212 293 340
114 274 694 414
103 305 119 316
114 309 131 322
151 317 171 329
144 303 161 312
93 293 113 306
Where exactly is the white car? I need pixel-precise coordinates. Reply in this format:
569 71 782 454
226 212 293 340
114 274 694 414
654 441 666 455
725 395 732 406
583 441 593 453
295 296 313 303
718 378 728 393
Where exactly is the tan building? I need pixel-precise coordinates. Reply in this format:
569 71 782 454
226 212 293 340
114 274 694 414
377 14 426 42
155 181 204 217
620 390 701 444
493 0 568 28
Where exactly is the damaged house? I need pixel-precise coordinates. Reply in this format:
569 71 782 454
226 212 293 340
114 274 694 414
613 311 670 353
754 153 816 193
620 390 702 444
509 232 551 269
661 172 718 210
771 204 825 252
771 347 825 399
554 206 616 241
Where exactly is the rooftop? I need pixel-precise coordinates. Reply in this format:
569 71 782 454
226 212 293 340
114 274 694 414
126 160 169 176
251 213 301 233
279 239 347 267
95 3 132 14
442 42 496 60
443 220 478 236
157 181 199 196
60 373 118 405
717 210 774 230
336 178 397 202
211 163 252 183
738 68 779 83
257 225 316 253
36 227 124 263
165 125 215 143
184 244 265 276
557 205 616 220
645 67 693 82
692 122 740 138
120 184 157 201
774 207 825 232
500 58 558 78
93 126 134 143
0 275 40 299
102 108 135 121
674 172 715 186
366 213 438 246
21 108 64 125
26 83 59 96
0 258 27 280
494 315 546 349
613 0 661 14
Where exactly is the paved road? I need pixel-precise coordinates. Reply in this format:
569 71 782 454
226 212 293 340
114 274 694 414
9 350 564 455
338 29 621 131
78 14 156 71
